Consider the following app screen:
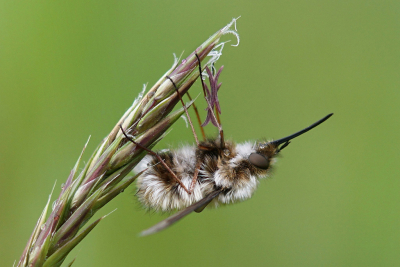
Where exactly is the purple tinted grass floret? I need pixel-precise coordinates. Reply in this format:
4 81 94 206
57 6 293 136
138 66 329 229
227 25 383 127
201 66 224 127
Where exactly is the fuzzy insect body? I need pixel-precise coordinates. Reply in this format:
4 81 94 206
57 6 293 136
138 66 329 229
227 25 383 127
126 112 332 236
120 53 333 235
134 139 277 212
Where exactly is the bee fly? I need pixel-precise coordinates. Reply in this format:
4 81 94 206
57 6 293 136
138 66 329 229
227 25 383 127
120 54 333 236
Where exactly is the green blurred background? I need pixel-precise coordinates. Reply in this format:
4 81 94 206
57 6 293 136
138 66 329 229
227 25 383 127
1 0 399 266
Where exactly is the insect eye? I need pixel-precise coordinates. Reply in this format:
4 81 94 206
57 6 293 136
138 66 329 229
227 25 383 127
248 153 270 170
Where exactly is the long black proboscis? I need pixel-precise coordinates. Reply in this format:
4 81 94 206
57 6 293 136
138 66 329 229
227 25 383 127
271 113 333 147
140 189 223 236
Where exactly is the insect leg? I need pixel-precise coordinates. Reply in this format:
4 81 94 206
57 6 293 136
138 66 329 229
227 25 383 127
214 105 222 126
165 76 200 146
189 160 201 193
164 76 204 195
194 53 225 148
119 125 191 194
185 92 206 141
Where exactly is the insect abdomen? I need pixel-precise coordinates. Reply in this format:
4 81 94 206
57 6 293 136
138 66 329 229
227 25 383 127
135 146 213 211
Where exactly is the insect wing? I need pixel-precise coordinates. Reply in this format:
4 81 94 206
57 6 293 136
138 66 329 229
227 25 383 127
140 190 222 236
194 196 214 213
